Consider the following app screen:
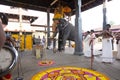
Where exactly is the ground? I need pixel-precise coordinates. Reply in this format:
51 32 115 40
11 41 120 80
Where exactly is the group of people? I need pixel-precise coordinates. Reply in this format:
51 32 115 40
83 30 96 57
32 35 46 58
83 24 120 63
32 35 46 47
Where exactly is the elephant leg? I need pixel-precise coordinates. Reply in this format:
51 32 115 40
58 31 63 52
58 39 63 52
62 29 71 50
53 38 57 53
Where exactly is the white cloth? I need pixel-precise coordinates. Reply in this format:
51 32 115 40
83 34 91 57
117 40 120 59
102 38 113 63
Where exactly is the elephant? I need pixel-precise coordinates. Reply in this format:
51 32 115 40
52 19 75 52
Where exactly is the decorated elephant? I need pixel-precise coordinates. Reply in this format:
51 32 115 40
52 19 75 52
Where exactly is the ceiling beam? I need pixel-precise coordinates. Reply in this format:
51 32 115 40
31 24 52 27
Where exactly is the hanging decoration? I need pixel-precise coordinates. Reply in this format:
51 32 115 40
53 1 72 21
53 6 64 20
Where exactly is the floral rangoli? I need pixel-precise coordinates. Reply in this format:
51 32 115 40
38 60 54 66
32 66 109 80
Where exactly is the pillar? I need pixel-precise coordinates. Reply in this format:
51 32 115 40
47 8 51 48
103 0 108 30
74 0 83 55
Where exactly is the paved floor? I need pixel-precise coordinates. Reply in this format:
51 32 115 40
11 46 120 80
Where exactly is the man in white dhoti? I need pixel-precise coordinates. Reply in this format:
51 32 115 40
102 24 113 63
116 32 120 60
83 31 91 57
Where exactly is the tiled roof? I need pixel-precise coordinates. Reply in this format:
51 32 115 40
94 25 120 31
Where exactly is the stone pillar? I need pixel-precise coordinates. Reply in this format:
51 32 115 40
103 0 108 30
47 8 51 49
74 0 83 55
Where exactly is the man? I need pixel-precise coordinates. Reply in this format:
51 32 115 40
101 24 113 63
51 5 72 52
52 19 64 52
115 32 120 60
0 13 12 80
51 5 64 52
83 31 91 57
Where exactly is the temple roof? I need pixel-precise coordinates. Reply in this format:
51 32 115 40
0 0 111 14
